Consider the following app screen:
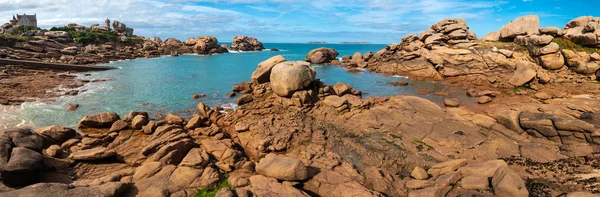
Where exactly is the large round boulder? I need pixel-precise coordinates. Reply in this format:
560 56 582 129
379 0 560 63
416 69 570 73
305 48 339 64
270 61 316 97
500 15 540 40
251 55 287 84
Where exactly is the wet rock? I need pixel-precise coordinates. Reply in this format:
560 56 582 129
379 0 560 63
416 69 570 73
251 55 286 84
225 92 236 98
270 61 316 97
35 125 76 144
387 81 409 86
306 48 339 64
78 112 121 128
477 96 492 104
66 103 79 111
132 115 149 129
444 98 460 107
192 94 206 99
256 153 308 181
492 167 528 197
69 147 116 161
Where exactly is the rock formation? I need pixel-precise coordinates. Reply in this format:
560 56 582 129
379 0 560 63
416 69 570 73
305 48 339 64
230 36 265 51
563 16 600 47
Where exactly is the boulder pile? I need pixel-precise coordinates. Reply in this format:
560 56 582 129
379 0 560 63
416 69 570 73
230 36 265 51
563 16 600 48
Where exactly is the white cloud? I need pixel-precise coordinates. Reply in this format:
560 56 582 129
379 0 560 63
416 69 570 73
0 0 509 43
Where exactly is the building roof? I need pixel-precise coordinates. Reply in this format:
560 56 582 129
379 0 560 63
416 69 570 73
16 14 36 21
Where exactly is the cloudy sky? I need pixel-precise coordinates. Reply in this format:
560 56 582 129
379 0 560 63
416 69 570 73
0 0 596 43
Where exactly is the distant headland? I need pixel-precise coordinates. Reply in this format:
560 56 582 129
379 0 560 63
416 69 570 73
340 42 371 44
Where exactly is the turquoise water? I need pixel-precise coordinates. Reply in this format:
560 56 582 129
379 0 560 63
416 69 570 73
0 44 466 128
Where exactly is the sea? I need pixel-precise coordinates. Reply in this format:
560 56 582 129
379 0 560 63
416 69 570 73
0 43 470 129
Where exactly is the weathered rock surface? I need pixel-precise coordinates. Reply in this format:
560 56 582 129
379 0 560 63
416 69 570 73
230 36 264 51
251 55 286 84
270 61 316 97
305 48 339 64
500 15 540 40
78 112 120 128
256 153 308 181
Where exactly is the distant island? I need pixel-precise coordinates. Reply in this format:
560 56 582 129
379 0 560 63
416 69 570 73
340 42 371 44
307 41 327 44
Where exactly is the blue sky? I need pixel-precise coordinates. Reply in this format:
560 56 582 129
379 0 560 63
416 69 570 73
0 0 598 44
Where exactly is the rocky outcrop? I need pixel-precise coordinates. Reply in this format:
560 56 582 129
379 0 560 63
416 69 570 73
0 128 44 186
269 61 316 97
563 16 600 47
305 48 339 64
230 36 264 51
499 15 540 40
250 55 286 84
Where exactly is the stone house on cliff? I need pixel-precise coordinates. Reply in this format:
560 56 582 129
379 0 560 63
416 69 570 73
9 14 37 27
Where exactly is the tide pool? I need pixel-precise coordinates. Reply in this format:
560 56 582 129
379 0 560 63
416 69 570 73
0 43 468 128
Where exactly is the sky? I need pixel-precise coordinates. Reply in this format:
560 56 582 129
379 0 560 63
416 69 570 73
0 0 598 44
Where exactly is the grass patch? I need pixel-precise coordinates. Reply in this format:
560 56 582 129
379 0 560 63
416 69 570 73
553 37 600 54
390 133 401 139
412 140 434 151
193 174 230 197
0 34 35 46
513 86 529 93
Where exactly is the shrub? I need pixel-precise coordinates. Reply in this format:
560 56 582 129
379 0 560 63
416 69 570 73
553 37 600 54
49 26 118 45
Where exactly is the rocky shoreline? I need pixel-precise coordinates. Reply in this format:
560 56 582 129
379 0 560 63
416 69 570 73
0 20 268 106
1 15 600 197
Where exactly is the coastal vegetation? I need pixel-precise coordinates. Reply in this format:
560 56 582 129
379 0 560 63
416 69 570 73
553 37 600 54
50 26 118 44
193 174 231 197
